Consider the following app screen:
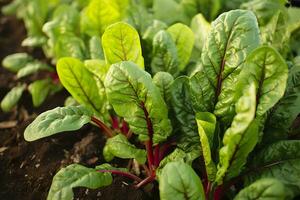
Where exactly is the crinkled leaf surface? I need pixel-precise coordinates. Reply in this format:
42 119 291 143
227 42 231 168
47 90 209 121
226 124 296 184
2 53 33 72
102 22 144 68
153 72 174 106
103 134 146 164
216 83 256 184
24 106 92 142
151 30 179 77
265 58 300 140
28 78 53 107
57 57 104 116
196 112 217 181
237 46 288 117
104 61 172 144
201 9 260 121
170 76 197 140
159 162 205 200
167 23 195 71
246 140 300 196
47 164 112 200
234 178 288 200
1 84 26 112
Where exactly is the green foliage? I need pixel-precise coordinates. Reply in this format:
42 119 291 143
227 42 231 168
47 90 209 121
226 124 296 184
103 134 147 164
47 164 112 200
102 22 144 67
1 84 26 112
24 106 92 141
104 61 172 144
159 162 205 200
2 53 33 72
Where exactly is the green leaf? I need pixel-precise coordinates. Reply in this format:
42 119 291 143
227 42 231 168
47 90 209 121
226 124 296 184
159 162 205 200
24 106 92 142
89 36 104 60
54 33 87 60
157 148 200 178
189 71 215 113
151 30 179 77
57 57 104 116
153 72 174 106
265 58 300 140
103 134 146 164
167 23 195 71
102 22 144 68
216 83 257 184
201 9 260 122
196 112 217 181
142 20 167 44
84 59 108 81
28 78 53 107
234 178 288 200
260 11 290 56
80 0 128 36
246 140 300 196
190 14 211 58
47 164 112 200
1 84 26 112
2 53 33 72
240 0 287 26
104 61 172 144
17 61 53 79
22 36 47 47
237 46 288 117
170 76 197 140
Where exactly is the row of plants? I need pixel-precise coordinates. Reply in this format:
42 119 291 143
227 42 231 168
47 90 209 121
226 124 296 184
2 0 300 199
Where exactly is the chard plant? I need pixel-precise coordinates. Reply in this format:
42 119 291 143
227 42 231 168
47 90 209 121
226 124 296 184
17 1 300 200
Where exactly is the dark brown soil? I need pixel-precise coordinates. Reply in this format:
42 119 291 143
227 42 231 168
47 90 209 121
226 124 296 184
0 3 156 200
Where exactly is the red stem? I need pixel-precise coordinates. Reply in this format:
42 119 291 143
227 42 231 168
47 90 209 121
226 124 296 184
98 169 143 183
91 116 114 138
153 145 160 167
135 175 156 188
110 116 119 129
140 102 154 171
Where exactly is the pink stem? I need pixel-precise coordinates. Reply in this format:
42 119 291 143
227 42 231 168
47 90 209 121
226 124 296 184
153 145 160 167
135 175 156 188
98 169 142 183
91 117 114 138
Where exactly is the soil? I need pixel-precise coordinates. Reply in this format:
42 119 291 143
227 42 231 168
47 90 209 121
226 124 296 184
0 2 156 200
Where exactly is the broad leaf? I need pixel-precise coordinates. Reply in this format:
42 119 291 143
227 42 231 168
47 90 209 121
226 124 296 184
80 0 128 36
246 140 300 196
201 9 260 121
196 112 217 181
89 36 104 60
234 178 288 200
216 83 257 184
17 61 53 79
47 164 112 200
2 53 33 72
190 14 211 58
153 72 174 106
170 76 197 140
237 46 288 117
102 22 144 68
103 134 146 164
24 106 92 141
1 84 26 112
159 162 205 200
151 30 179 77
84 59 108 81
167 23 195 71
54 33 87 60
28 78 53 107
105 61 172 144
57 57 104 115
260 11 290 56
265 58 300 140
